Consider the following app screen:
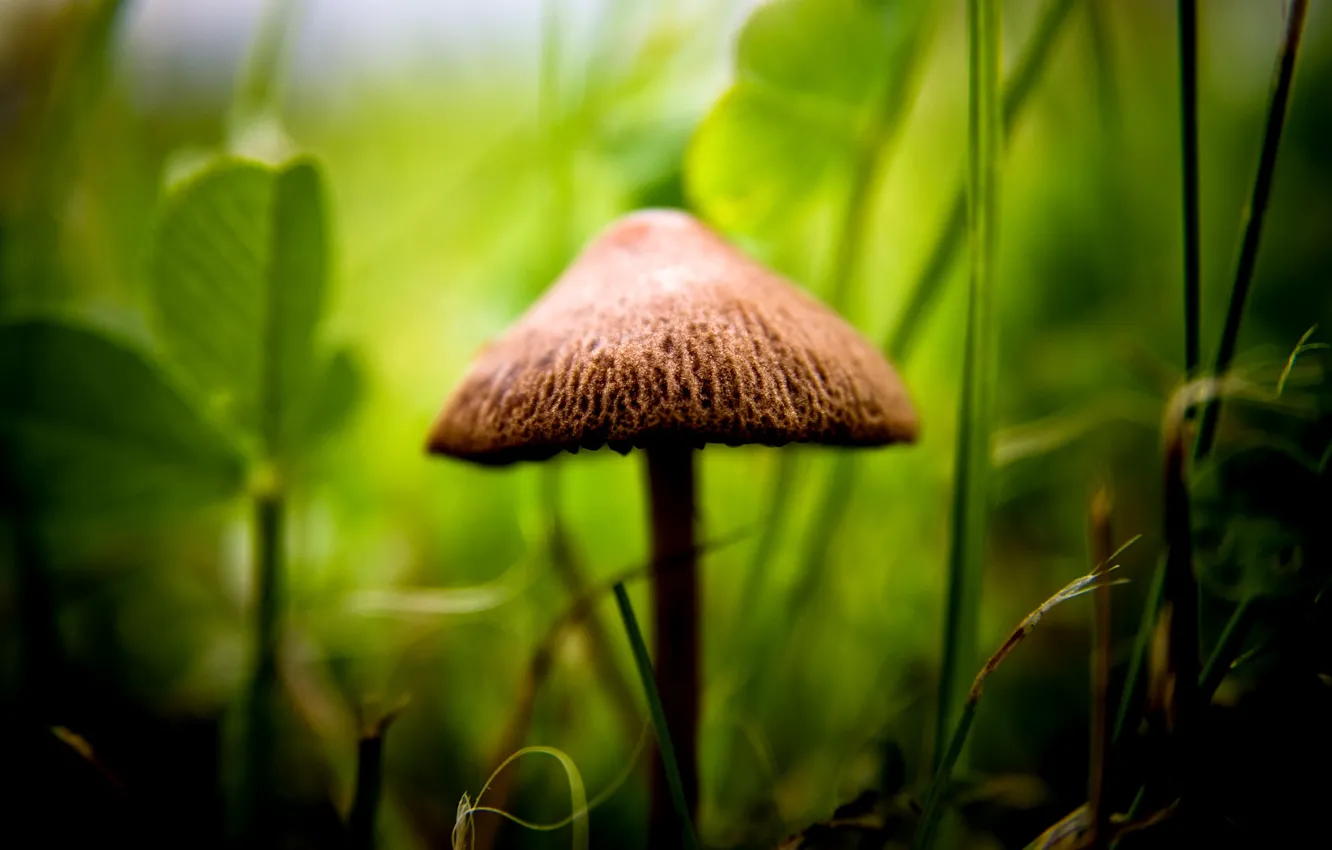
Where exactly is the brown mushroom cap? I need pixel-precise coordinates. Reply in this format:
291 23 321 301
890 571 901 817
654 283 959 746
427 209 919 465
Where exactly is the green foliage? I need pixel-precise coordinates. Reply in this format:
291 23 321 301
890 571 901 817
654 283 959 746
151 158 331 460
0 319 244 517
298 347 364 450
686 0 928 235
0 156 356 523
0 0 128 307
4 3 1332 848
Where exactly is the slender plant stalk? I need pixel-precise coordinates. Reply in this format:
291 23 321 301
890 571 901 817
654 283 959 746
1108 0 1203 792
1193 0 1310 458
1088 489 1115 848
1179 0 1201 376
242 488 284 836
231 8 307 837
347 709 402 850
1160 403 1200 801
645 446 699 850
915 700 978 850
613 582 700 850
935 0 1001 777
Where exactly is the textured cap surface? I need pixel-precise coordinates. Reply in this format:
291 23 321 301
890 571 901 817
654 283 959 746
428 209 919 464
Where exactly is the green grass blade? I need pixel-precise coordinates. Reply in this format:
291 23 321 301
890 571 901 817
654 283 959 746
934 0 1002 776
456 745 592 850
1179 0 1201 375
1112 559 1164 744
612 582 700 850
1198 596 1259 701
913 700 978 849
884 0 1080 364
1193 0 1310 459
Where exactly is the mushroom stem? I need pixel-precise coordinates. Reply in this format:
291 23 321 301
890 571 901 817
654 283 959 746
645 444 699 844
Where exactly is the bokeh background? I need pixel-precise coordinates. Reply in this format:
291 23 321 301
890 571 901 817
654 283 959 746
2 1 1330 847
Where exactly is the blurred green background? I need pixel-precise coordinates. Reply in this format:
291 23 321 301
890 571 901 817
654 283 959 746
1 1 1330 848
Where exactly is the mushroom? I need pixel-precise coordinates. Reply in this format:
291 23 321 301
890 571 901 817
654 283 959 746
426 209 918 841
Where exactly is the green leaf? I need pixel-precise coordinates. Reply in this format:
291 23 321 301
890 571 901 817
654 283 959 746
0 319 244 518
267 161 329 451
151 157 329 460
295 347 362 448
686 0 928 235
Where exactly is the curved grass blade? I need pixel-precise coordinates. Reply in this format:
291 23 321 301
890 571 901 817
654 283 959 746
453 745 591 850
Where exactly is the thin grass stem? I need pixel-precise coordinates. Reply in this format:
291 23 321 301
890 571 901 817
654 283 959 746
1160 402 1201 800
347 709 403 850
1193 0 1310 459
935 0 1002 776
913 700 977 850
1089 489 1115 847
1179 0 1201 376
241 489 283 837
